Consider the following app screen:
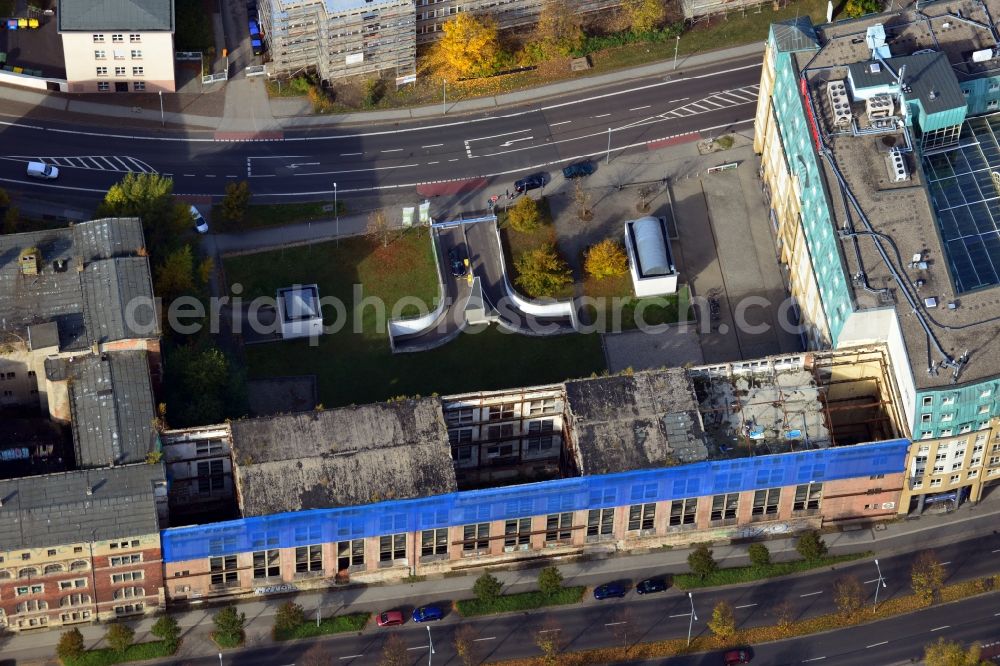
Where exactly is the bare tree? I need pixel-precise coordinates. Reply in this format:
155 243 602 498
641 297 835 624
533 617 566 665
772 600 795 636
300 643 333 666
637 184 657 213
367 209 392 248
380 634 408 666
833 576 865 620
573 179 593 220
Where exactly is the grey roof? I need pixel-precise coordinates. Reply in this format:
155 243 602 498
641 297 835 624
58 0 174 32
27 321 60 350
0 218 155 350
847 52 964 116
565 369 707 475
47 351 157 468
0 464 163 550
230 398 457 517
771 17 819 53
81 258 159 343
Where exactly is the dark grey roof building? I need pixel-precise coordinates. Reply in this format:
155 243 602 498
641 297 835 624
0 218 157 350
0 464 165 549
565 369 708 475
45 351 157 468
230 398 457 517
58 0 175 32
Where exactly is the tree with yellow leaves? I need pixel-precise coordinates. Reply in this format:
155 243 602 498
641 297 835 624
623 0 666 33
534 0 584 57
433 13 501 80
585 239 628 279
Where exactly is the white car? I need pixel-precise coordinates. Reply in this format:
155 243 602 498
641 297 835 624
189 205 209 233
26 161 59 179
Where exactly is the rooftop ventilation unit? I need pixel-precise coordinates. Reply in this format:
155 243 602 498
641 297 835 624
869 62 882 74
973 48 995 63
827 80 852 127
866 94 894 120
887 147 909 182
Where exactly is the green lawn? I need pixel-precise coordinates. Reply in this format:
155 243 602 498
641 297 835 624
224 229 606 408
273 613 369 641
457 586 586 617
211 200 347 233
584 275 692 331
63 641 176 666
674 552 871 590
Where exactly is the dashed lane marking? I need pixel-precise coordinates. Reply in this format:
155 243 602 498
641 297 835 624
867 641 888 648
800 591 823 597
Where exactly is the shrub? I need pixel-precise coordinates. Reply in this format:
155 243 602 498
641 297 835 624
795 531 828 561
707 601 736 640
213 605 246 647
538 566 564 596
473 572 503 603
56 628 85 661
584 239 628 279
105 623 135 656
221 180 252 223
151 615 181 651
274 601 305 639
748 543 770 568
507 195 542 232
845 0 881 17
688 543 718 578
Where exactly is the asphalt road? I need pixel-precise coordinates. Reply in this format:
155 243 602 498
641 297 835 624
147 532 1000 666
0 54 763 200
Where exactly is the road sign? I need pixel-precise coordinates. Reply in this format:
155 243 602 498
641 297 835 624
418 201 431 224
402 206 414 228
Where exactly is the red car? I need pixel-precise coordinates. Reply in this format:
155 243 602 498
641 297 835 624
376 610 405 627
724 649 752 665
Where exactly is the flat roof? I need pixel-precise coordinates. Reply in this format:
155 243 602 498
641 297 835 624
565 368 707 475
795 6 1000 388
230 398 457 517
0 464 164 550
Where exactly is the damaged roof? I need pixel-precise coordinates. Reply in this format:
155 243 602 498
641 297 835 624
565 369 707 475
230 398 457 517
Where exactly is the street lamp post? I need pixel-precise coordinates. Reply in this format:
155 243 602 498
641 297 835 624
158 91 164 127
873 558 887 613
687 592 697 646
316 605 321 628
442 79 447 115
217 653 222 666
427 625 435 666
673 35 681 70
605 127 612 165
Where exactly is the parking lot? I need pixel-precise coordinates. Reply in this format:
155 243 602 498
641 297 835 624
0 3 65 79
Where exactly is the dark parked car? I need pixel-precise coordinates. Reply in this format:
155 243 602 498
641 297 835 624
562 161 595 179
635 578 667 595
449 248 466 277
376 610 405 627
412 605 444 622
514 173 546 193
593 582 627 600
724 648 753 665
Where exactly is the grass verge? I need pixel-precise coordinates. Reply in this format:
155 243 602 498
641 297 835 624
211 200 347 233
62 641 176 666
457 587 586 617
225 231 606 407
674 552 870 590
489 574 1000 665
584 275 692 330
273 613 369 641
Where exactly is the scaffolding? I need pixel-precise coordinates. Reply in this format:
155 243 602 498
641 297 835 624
162 438 908 561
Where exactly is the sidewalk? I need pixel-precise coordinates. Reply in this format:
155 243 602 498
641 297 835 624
0 42 764 132
5 490 999 664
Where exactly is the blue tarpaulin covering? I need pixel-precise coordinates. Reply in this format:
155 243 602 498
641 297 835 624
162 439 909 562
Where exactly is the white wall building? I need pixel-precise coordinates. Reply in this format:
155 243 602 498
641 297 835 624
58 0 175 93
625 216 679 297
277 285 324 340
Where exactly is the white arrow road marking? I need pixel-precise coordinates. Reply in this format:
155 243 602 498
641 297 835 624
499 136 534 147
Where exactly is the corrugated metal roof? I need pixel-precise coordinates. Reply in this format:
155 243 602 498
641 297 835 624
58 0 174 32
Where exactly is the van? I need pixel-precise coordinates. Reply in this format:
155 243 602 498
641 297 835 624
26 161 58 179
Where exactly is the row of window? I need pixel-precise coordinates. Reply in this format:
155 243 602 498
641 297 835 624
94 50 142 60
97 82 147 91
445 398 559 426
95 67 145 77
92 33 142 43
0 561 90 579
0 546 84 564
